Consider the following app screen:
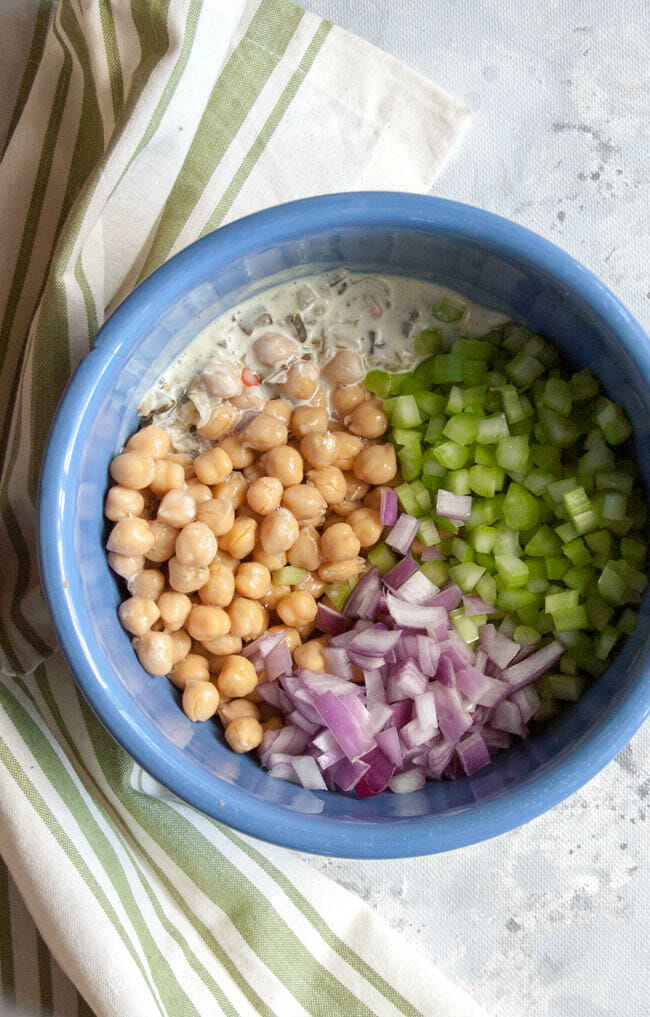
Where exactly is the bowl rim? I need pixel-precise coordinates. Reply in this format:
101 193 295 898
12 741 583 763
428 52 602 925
39 191 650 858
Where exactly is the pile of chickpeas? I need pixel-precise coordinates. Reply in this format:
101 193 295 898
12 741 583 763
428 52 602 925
104 340 399 756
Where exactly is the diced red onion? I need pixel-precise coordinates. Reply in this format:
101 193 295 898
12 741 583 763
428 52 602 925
265 640 292 682
321 645 355 681
436 654 455 687
479 624 520 669
364 669 386 705
455 665 504 707
456 731 491 776
316 602 347 635
431 684 472 743
286 710 320 735
241 629 285 659
367 702 394 736
512 686 541 724
395 570 440 604
400 718 438 749
380 488 398 526
501 640 563 693
347 627 403 660
389 700 413 728
291 755 328 790
268 762 297 782
427 736 456 777
387 659 428 700
385 591 448 633
355 747 396 798
428 584 463 612
342 567 382 619
332 757 370 791
385 513 420 554
417 635 440 677
414 690 437 729
384 555 420 591
375 727 403 768
463 594 495 616
493 700 528 737
420 545 444 561
314 691 376 761
389 769 426 793
475 649 488 671
481 726 511 750
256 681 283 708
436 489 472 521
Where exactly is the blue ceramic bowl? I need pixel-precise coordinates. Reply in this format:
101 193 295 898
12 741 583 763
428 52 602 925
39 193 650 858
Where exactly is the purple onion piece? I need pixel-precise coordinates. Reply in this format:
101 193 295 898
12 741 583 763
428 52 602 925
317 602 347 635
380 488 398 526
385 513 420 554
383 555 420 591
436 489 472 521
456 731 491 776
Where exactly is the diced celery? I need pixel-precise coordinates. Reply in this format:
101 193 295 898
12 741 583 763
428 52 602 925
399 376 424 394
524 525 561 556
563 566 595 596
424 415 446 443
476 572 497 605
364 370 393 397
451 611 480 644
585 529 613 562
503 483 540 530
433 440 469 470
431 354 464 384
595 470 634 494
553 605 589 631
506 351 545 388
538 406 580 447
397 444 422 483
621 536 646 563
417 518 440 547
531 444 562 474
469 464 499 498
563 485 591 518
449 562 486 591
471 525 496 553
432 296 466 322
462 360 488 385
446 386 465 415
570 369 600 402
597 562 628 605
499 385 526 424
392 428 422 446
446 469 471 495
537 672 587 701
532 698 561 721
452 536 474 563
414 329 443 357
523 469 553 496
617 608 638 636
497 589 539 612
601 491 627 521
496 435 530 472
413 391 445 418
586 591 615 631
392 395 421 428
474 445 498 467
367 542 398 576
395 483 421 517
546 556 569 580
411 480 432 514
462 386 487 412
546 589 579 614
495 554 529 588
561 537 592 567
443 413 479 445
493 523 520 555
420 560 449 586
559 653 578 675
412 355 438 387
595 399 632 445
475 552 495 571
542 377 573 416
594 625 618 660
514 625 541 646
324 580 354 610
476 413 509 444
555 520 578 543
272 566 307 585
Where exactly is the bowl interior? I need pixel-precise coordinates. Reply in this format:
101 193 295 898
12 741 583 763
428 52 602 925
44 198 650 856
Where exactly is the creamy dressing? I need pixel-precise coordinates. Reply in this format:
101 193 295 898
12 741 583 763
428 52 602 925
140 271 508 454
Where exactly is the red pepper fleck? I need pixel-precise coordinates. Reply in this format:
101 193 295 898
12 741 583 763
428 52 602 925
242 368 259 387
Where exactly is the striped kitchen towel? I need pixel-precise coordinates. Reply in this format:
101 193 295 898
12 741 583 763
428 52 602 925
0 1 480 1015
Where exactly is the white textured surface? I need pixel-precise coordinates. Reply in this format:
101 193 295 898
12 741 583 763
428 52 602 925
293 3 650 1015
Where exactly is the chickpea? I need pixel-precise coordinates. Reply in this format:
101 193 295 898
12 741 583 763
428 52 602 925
276 590 317 628
158 489 197 528
259 508 299 555
246 476 282 515
219 435 255 469
126 424 170 460
217 654 258 698
197 402 239 440
194 447 233 486
331 499 361 518
262 715 283 732
332 432 364 471
296 572 325 599
128 568 165 600
253 547 286 570
320 522 361 562
293 639 326 673
311 387 328 409
109 451 155 490
107 552 144 580
169 653 210 690
118 596 160 636
173 521 217 569
253 332 301 367
227 597 266 639
201 357 242 398
201 633 242 656
265 399 292 425
267 625 301 652
287 526 321 571
347 507 383 548
261 583 291 610
146 520 179 563
167 556 209 593
187 604 230 642
148 459 184 497
284 361 319 401
219 517 257 559
166 453 195 480
348 399 388 439
332 383 368 418
169 628 192 665
158 591 192 631
183 680 220 722
104 486 145 522
299 430 339 469
231 386 266 411
106 518 153 558
198 563 236 607
352 444 397 485
318 558 365 583
261 446 303 487
243 461 266 485
225 715 264 753
213 549 238 572
214 471 247 508
197 497 235 537
323 349 363 386
282 484 327 521
242 413 288 453
290 405 327 439
235 562 272 599
307 466 346 504
133 631 174 675
219 698 260 727
185 479 213 505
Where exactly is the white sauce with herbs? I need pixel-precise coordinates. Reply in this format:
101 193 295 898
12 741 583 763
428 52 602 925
140 272 508 454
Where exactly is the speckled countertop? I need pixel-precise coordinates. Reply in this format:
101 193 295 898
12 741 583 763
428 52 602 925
294 3 649 1015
